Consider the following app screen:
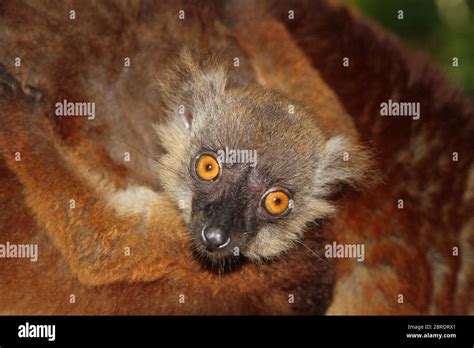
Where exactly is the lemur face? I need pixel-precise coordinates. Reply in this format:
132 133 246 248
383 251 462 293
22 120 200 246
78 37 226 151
182 89 330 264
156 50 373 264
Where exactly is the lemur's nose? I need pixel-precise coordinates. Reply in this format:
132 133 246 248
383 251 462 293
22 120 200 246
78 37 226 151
201 225 230 250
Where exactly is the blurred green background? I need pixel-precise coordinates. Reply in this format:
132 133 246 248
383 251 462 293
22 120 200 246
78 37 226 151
343 0 474 102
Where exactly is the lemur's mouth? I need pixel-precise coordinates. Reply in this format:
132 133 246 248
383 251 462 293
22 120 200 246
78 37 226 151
189 221 249 272
191 227 246 273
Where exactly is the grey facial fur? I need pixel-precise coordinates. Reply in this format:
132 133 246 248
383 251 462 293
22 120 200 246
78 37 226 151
155 50 374 263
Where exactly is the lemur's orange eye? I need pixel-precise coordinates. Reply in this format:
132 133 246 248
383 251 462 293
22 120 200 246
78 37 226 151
195 154 220 181
264 191 290 216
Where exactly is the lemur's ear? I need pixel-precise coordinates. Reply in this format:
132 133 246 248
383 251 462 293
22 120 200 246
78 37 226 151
313 135 377 198
158 48 228 130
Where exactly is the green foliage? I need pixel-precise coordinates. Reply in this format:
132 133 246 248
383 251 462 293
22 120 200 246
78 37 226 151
343 0 474 101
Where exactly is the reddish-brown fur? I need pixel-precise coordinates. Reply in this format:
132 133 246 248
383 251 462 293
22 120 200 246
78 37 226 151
0 0 472 314
270 0 474 314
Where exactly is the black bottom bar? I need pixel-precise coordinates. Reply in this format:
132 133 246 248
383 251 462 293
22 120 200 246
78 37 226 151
0 316 472 346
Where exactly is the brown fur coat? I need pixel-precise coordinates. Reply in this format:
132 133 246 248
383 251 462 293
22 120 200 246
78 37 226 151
0 0 472 314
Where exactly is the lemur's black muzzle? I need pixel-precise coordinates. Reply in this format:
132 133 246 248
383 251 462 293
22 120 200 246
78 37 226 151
201 225 231 251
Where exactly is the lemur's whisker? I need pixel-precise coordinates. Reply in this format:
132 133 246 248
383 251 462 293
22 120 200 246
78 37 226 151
294 239 329 265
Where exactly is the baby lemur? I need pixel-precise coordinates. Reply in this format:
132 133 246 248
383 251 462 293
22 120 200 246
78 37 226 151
0 0 371 314
156 49 373 264
2 0 471 315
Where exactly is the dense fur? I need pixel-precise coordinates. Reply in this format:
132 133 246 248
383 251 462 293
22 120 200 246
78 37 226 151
269 0 474 314
0 0 472 315
156 48 373 262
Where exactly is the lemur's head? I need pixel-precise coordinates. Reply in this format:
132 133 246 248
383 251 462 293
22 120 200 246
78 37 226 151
156 50 373 264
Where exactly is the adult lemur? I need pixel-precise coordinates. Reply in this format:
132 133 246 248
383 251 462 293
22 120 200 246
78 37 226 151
0 0 473 315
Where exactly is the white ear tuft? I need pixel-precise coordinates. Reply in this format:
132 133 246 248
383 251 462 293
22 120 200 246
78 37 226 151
157 48 228 132
313 135 376 197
